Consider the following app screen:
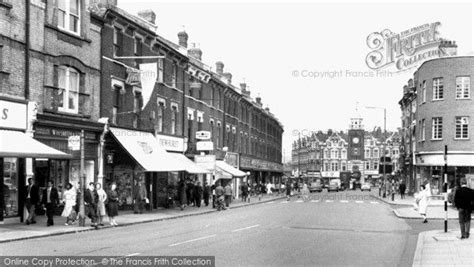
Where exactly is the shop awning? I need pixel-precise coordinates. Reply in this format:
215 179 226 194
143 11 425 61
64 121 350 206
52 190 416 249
168 153 211 174
215 160 247 178
0 130 72 159
109 127 185 172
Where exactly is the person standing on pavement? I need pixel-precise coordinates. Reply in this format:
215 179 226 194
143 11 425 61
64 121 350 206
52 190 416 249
178 179 187 211
186 179 194 206
42 181 59 227
25 177 39 225
193 181 203 208
133 180 147 214
286 180 292 201
215 182 226 211
61 183 76 225
203 181 211 207
241 182 249 203
415 184 430 223
106 182 119 226
454 178 473 239
84 182 99 228
224 182 233 207
399 181 406 199
96 183 107 226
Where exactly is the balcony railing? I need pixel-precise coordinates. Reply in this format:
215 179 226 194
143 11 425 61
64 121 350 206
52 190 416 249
43 86 91 117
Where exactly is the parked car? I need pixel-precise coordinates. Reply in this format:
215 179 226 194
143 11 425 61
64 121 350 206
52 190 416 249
327 180 339 192
309 182 323 192
361 183 372 192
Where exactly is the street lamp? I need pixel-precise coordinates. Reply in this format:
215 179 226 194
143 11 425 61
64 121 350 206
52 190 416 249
365 106 387 197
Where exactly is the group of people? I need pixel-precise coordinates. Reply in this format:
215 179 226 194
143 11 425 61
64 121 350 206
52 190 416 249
177 179 213 210
24 178 120 228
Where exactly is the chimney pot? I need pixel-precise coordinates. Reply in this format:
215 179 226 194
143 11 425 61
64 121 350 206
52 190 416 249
223 72 232 84
178 31 188 48
240 83 247 91
216 61 224 75
137 9 156 24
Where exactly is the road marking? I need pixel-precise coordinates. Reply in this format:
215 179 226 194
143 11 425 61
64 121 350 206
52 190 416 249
126 253 140 257
168 234 216 247
231 224 260 233
370 201 379 204
267 201 275 204
295 200 303 203
340 200 349 203
355 201 363 204
325 200 334 203
281 201 289 203
310 200 320 203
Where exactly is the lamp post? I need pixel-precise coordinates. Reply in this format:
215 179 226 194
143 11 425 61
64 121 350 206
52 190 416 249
365 106 387 197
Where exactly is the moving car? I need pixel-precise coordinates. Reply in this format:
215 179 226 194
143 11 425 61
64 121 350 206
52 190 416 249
361 182 372 192
309 181 323 192
327 180 339 192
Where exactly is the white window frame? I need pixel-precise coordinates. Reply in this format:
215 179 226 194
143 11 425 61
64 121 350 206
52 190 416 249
432 117 443 140
187 107 195 120
455 76 470 99
455 116 469 140
432 78 444 100
58 66 80 113
58 0 81 35
197 111 204 123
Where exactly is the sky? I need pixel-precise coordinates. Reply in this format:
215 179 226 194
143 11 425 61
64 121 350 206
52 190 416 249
118 0 473 162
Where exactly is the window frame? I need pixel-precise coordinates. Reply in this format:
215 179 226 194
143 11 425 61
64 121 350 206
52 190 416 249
455 116 469 140
432 77 444 101
57 0 81 35
432 117 443 140
57 66 80 114
455 76 470 100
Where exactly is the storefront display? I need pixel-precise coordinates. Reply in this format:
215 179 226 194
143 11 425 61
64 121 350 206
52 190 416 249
3 158 18 217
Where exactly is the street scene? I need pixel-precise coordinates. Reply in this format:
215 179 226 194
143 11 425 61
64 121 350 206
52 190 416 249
1 0 474 266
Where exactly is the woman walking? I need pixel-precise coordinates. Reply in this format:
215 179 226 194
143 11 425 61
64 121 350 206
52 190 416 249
415 184 430 223
61 183 76 225
106 183 119 226
96 183 107 226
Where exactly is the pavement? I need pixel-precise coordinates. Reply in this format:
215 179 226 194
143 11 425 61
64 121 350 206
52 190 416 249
0 194 285 243
412 229 474 267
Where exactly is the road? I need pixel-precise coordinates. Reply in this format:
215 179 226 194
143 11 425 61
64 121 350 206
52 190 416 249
0 190 444 266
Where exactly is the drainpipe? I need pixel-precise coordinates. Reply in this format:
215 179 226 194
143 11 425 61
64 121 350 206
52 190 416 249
25 0 30 100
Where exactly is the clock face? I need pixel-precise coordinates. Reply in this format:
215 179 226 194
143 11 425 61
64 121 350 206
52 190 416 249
352 137 359 144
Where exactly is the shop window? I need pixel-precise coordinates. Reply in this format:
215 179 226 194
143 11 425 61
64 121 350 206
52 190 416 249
58 0 80 35
3 158 18 217
69 160 94 188
455 76 470 99
58 66 80 113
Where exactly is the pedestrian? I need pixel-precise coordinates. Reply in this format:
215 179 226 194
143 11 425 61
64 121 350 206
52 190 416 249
399 181 406 199
224 182 232 207
215 182 226 211
260 182 266 200
25 177 39 225
193 181 203 208
133 180 147 214
96 183 107 226
178 179 187 211
302 183 310 201
415 184 430 223
454 178 473 239
61 183 76 225
286 180 292 201
186 179 194 206
266 182 273 195
106 182 119 226
203 181 210 207
42 180 59 227
84 182 99 228
241 183 249 203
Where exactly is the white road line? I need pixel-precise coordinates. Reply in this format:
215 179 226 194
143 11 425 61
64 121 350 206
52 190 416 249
126 253 140 257
231 224 260 233
340 200 349 203
370 201 379 204
325 200 334 203
281 201 289 203
168 234 216 247
310 200 320 203
267 201 275 204
355 201 363 204
295 200 303 203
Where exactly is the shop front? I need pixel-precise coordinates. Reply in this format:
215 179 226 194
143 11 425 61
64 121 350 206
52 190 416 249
0 99 72 223
239 155 284 193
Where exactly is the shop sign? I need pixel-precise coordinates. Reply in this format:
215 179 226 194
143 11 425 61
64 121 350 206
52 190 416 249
196 141 214 151
155 134 185 152
0 100 27 130
322 171 340 177
35 126 97 140
240 156 283 171
67 136 80 151
196 131 211 140
194 155 216 172
224 152 239 168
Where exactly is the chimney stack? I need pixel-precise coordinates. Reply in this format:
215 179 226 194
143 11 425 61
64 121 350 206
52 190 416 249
256 96 262 107
137 9 156 24
188 43 203 61
178 31 188 48
223 73 232 84
215 61 224 75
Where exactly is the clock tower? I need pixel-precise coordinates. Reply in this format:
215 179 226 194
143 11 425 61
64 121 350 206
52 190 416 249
348 116 364 161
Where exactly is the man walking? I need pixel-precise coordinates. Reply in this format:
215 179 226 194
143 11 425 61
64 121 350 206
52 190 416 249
25 177 39 225
241 182 249 203
84 182 99 228
193 181 203 208
224 182 233 207
454 178 473 239
215 182 226 211
399 181 406 199
203 181 210 207
42 181 59 226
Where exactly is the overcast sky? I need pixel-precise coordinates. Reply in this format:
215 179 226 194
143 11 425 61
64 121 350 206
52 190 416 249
119 0 473 162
